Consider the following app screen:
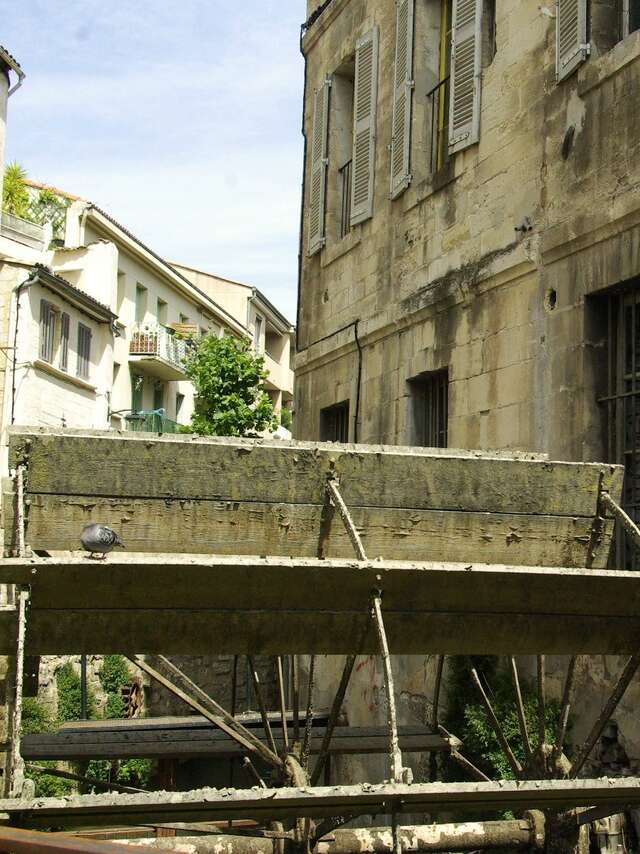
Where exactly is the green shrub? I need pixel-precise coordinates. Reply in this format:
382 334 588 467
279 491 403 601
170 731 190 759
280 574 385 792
56 662 96 722
280 408 293 430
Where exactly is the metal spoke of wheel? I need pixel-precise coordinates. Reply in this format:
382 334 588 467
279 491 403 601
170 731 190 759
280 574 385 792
276 656 290 753
510 657 532 760
248 656 278 756
450 748 491 783
570 651 640 778
326 478 367 561
311 655 357 786
242 757 267 789
431 655 444 729
554 656 578 758
537 655 546 746
470 667 522 778
128 655 282 770
301 655 316 771
372 592 403 783
291 655 300 745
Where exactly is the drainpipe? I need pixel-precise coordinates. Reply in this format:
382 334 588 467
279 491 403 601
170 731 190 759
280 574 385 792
296 23 309 355
9 270 38 426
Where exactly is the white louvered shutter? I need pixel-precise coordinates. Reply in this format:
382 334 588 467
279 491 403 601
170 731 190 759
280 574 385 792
556 0 589 82
448 0 483 154
308 78 331 256
351 27 379 226
390 0 415 199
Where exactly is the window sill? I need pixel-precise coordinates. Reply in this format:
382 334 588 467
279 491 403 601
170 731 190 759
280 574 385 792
321 229 361 268
402 160 458 215
32 359 97 393
579 30 640 96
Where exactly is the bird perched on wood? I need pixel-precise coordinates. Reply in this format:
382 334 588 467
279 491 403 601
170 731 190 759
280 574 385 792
80 523 125 559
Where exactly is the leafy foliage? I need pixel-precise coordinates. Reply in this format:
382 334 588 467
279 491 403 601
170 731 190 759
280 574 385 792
22 697 75 797
29 187 70 240
56 662 97 722
2 162 30 218
184 334 276 437
443 657 567 781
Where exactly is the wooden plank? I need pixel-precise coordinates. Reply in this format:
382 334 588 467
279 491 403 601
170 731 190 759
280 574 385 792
7 428 623 517
3 556 639 614
0 557 638 654
5 494 614 569
21 725 455 761
4 778 640 830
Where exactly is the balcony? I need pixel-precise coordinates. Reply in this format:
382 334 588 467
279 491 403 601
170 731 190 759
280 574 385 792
1 210 47 250
126 410 183 435
129 323 190 381
264 350 294 396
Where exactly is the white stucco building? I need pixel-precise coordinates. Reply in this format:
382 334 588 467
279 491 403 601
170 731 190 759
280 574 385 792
172 263 295 416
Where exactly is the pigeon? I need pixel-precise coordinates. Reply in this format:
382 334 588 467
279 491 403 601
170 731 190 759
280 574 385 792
80 523 125 559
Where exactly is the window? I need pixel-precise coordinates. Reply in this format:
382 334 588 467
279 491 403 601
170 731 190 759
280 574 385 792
77 323 92 380
157 298 168 326
153 382 165 412
624 0 640 35
331 57 355 239
131 371 143 412
599 286 640 569
135 285 147 324
339 160 353 239
39 300 57 363
320 401 350 443
60 313 70 371
179 313 190 324
176 393 185 420
117 272 125 312
254 315 263 353
408 370 449 448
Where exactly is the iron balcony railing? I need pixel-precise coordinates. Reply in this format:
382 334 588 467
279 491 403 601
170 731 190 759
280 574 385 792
126 409 182 434
129 323 190 371
339 159 353 239
427 76 451 175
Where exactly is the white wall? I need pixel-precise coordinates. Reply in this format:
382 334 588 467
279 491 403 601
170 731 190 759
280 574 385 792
11 282 112 430
0 68 9 209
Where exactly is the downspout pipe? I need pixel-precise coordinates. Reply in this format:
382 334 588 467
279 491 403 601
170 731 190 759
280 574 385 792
295 23 309 355
9 269 38 425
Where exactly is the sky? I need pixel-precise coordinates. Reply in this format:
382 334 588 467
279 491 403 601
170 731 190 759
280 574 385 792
3 1 305 322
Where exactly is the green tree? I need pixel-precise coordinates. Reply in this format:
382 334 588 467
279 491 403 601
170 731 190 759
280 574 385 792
184 334 276 437
3 162 30 219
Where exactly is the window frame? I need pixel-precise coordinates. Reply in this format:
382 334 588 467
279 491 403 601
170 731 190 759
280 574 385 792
59 312 70 372
320 400 350 443
76 322 92 380
39 299 58 364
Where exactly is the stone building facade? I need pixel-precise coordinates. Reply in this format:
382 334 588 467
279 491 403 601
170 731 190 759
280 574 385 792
297 0 640 777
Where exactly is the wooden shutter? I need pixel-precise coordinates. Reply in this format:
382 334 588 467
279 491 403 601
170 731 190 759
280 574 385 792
351 27 379 226
556 0 589 81
308 78 331 256
390 0 415 199
448 0 483 154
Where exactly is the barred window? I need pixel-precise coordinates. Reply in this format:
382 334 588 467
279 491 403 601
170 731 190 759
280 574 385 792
320 401 350 443
408 369 449 448
39 300 57 363
77 323 92 380
60 313 70 372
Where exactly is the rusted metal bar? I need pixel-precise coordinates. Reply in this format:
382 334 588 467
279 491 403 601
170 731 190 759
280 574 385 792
601 491 640 551
15 464 26 558
248 657 278 756
301 655 316 771
570 650 640 777
25 763 146 795
326 478 367 561
554 656 578 758
470 668 522 778
0 826 176 854
311 655 357 785
276 657 289 753
431 656 444 729
371 593 404 783
128 656 281 770
536 655 546 746
509 657 532 759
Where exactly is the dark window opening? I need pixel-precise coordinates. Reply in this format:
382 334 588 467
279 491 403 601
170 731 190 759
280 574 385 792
339 159 353 239
599 284 640 569
320 401 350 443
60 313 70 371
428 0 453 174
409 369 449 448
630 0 640 33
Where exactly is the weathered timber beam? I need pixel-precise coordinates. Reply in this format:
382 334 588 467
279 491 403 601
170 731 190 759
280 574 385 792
8 427 617 517
117 820 541 853
0 826 175 854
3 779 640 830
21 724 456 761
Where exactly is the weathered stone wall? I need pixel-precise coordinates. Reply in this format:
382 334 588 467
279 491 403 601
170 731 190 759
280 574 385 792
297 0 640 780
